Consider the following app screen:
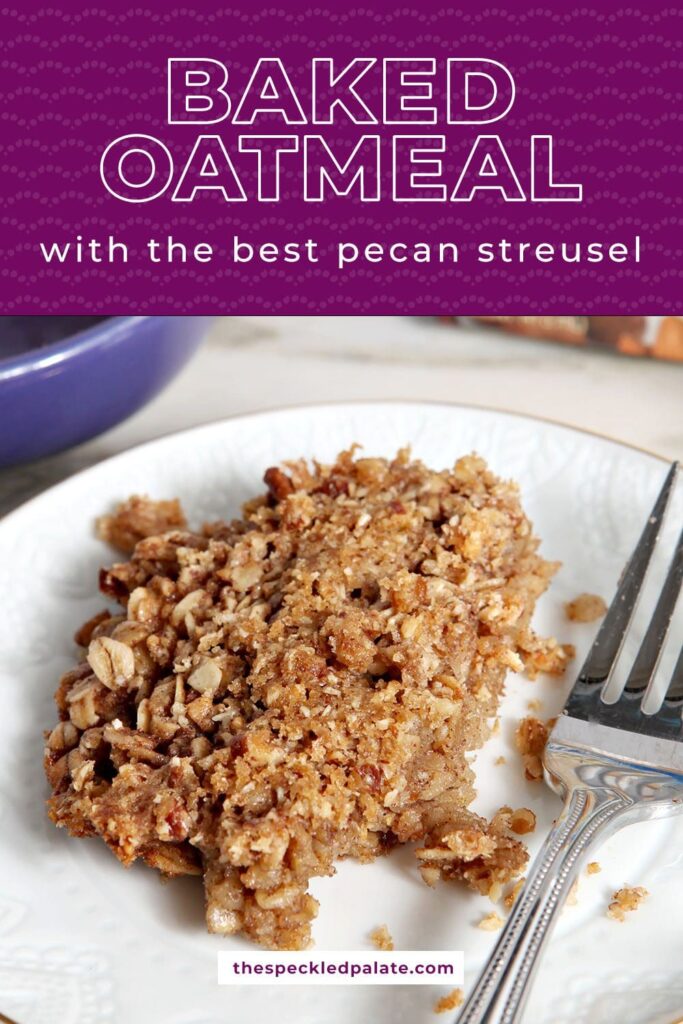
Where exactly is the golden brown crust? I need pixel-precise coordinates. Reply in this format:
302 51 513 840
45 448 561 948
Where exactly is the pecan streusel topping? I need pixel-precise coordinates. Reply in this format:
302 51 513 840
45 448 562 949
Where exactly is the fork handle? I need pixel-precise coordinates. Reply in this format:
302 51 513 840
457 787 626 1024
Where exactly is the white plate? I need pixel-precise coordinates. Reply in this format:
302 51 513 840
0 402 681 1024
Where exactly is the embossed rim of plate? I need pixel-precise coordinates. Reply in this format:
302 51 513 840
0 398 667 532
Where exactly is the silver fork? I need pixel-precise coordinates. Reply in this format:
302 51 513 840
458 461 683 1024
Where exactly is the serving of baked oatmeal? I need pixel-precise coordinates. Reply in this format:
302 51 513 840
44 448 565 949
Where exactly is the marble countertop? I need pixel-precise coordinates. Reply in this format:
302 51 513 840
1 315 681 515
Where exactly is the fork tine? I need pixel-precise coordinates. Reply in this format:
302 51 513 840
664 647 683 705
622 525 683 705
565 462 678 714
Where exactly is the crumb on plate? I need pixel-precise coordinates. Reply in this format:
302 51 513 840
565 879 579 907
607 885 648 921
503 877 525 911
495 755 506 766
515 716 551 781
478 911 504 931
434 988 464 1014
494 805 536 836
369 924 395 951
565 593 607 623
519 636 574 680
586 861 601 875
507 807 537 835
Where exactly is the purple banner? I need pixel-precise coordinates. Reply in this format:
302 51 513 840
0 3 681 311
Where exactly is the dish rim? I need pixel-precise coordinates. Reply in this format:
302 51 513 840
0 315 148 382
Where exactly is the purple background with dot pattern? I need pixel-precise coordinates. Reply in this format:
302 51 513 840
0 2 681 312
